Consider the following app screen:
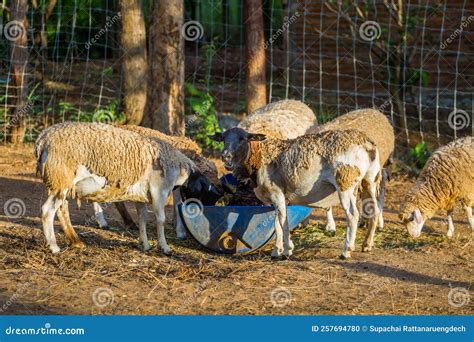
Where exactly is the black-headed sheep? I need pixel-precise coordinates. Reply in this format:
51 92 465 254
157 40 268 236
216 128 382 259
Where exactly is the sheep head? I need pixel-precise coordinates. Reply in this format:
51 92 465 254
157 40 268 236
180 170 224 205
399 207 425 238
212 128 266 171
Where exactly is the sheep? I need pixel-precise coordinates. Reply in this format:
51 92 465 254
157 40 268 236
35 121 203 254
237 99 317 139
36 124 222 237
101 124 222 237
399 137 474 238
310 108 395 233
215 127 382 259
220 99 317 206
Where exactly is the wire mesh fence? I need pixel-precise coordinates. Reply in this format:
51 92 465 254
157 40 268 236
0 0 472 150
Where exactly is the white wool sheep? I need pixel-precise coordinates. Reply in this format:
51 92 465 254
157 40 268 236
311 108 395 233
36 124 221 238
238 99 317 139
220 128 382 259
95 124 220 236
35 122 197 254
400 137 473 238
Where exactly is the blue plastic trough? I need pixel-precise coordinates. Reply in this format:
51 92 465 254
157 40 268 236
178 204 312 254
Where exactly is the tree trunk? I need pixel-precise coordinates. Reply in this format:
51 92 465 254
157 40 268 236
245 0 266 114
145 0 185 135
31 0 57 79
119 0 148 125
7 0 29 144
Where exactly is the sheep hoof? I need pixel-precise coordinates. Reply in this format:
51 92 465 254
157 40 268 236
141 243 152 252
271 247 283 258
176 232 187 240
50 245 61 254
361 244 372 252
162 247 173 256
340 251 351 259
72 241 86 249
325 230 336 237
102 225 110 231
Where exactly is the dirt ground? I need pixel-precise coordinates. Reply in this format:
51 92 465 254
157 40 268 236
0 144 472 316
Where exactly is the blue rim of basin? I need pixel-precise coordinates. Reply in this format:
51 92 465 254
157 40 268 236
178 204 312 254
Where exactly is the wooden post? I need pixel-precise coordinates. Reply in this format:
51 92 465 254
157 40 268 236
245 0 267 114
145 0 185 135
7 0 29 144
119 0 148 125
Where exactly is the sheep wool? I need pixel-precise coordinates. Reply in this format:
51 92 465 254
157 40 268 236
36 122 194 201
400 137 474 220
247 129 377 184
116 124 218 183
311 108 394 166
239 99 317 140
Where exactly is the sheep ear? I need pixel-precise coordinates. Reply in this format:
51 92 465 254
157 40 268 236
248 133 266 141
211 132 223 141
413 208 423 224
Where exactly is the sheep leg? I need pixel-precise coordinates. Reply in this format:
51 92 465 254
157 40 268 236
376 169 388 230
275 197 292 257
362 182 380 252
325 207 336 235
41 194 61 254
57 200 85 248
337 187 359 259
136 202 151 251
93 202 109 230
114 202 138 230
447 210 455 238
150 188 172 255
465 206 474 238
172 189 187 240
270 193 287 258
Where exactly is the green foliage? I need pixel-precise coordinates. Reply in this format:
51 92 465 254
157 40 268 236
57 99 124 124
317 108 338 124
409 141 431 173
185 83 222 150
